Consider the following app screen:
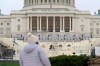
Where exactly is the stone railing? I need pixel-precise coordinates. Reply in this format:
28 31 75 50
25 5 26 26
31 32 92 42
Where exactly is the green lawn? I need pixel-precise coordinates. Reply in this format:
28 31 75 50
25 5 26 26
0 61 19 66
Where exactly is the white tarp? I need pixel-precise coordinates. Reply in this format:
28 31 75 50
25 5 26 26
95 47 100 56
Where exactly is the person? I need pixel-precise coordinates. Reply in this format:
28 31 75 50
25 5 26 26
19 33 51 66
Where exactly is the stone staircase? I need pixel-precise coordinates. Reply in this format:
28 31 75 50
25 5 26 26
0 37 100 60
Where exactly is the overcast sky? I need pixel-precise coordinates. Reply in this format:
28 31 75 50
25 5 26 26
0 0 100 15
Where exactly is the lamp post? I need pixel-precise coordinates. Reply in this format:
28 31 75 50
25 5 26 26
12 35 18 60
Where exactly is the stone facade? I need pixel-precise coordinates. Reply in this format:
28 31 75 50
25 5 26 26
0 0 100 56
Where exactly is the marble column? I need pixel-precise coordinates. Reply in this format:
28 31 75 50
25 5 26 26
46 16 48 31
69 17 72 32
24 0 26 6
31 0 32 5
64 0 66 4
63 16 65 32
30 17 32 32
47 0 48 4
28 0 30 6
60 16 63 32
27 17 29 32
37 16 39 32
53 16 55 32
40 16 41 31
55 0 57 4
68 0 69 5
43 0 45 4
34 0 35 4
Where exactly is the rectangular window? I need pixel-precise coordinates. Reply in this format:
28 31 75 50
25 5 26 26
80 50 83 53
80 25 84 31
45 0 47 3
57 0 59 3
90 28 93 34
53 0 55 3
17 25 21 31
90 23 93 26
81 28 84 31
49 0 51 2
96 28 99 34
0 28 3 34
97 23 99 25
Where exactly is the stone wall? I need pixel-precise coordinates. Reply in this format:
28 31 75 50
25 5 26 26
88 57 100 66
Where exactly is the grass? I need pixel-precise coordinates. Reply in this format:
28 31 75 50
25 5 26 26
0 61 19 66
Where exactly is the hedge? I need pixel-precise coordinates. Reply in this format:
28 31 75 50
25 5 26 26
49 55 89 66
0 55 89 66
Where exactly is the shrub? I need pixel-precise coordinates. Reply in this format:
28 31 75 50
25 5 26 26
49 55 89 66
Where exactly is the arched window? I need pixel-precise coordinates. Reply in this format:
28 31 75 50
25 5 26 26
17 24 21 31
67 44 71 47
1 23 3 25
7 23 10 25
59 45 62 47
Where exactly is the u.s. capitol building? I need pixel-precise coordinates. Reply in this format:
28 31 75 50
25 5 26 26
0 0 100 57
